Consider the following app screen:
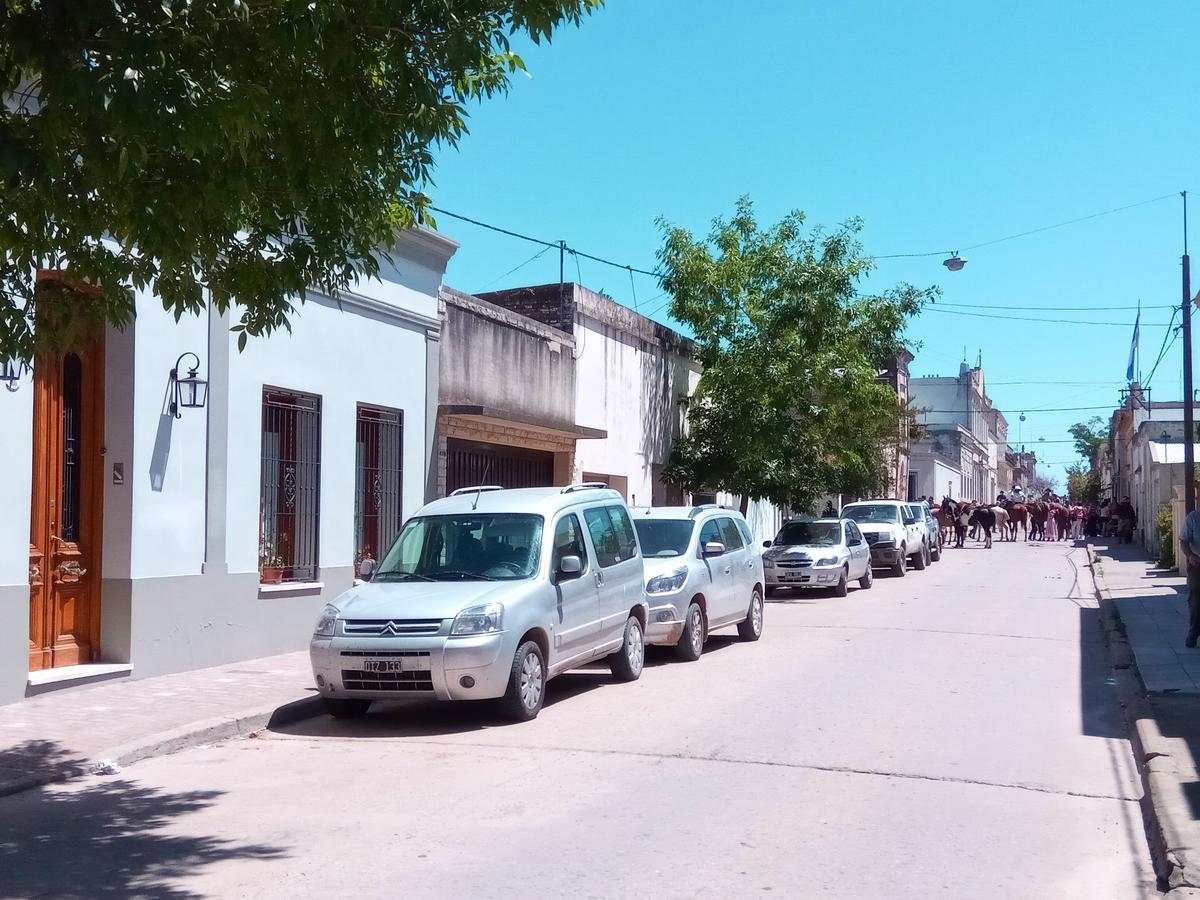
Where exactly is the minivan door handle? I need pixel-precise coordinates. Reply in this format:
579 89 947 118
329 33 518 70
723 565 732 575
594 571 604 586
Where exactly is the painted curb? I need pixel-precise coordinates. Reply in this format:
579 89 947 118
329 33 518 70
1086 543 1198 891
0 694 324 801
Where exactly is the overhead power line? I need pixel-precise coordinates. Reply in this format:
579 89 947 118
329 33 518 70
924 307 1169 327
872 191 1179 260
934 301 1173 312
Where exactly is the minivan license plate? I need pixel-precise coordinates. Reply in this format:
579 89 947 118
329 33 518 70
362 659 406 673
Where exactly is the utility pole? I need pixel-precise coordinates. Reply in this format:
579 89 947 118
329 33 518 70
1183 191 1194 513
558 239 566 331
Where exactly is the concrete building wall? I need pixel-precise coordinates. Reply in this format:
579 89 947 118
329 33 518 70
0 364 34 704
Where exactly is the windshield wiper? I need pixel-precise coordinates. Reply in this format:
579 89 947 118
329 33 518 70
433 570 498 581
371 572 436 582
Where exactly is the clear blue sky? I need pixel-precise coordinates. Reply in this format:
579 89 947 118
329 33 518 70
428 1 1200 487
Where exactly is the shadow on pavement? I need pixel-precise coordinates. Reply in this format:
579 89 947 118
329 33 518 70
1079 608 1127 739
0 738 89 790
0 741 285 898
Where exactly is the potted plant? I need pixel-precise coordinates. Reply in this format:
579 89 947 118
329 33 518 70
259 539 284 584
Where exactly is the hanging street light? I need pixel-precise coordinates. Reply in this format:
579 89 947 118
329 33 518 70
169 352 209 418
943 253 967 272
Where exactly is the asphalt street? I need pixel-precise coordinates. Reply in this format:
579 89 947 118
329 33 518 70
0 538 1156 899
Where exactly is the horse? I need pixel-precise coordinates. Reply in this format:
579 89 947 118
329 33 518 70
1028 501 1048 541
991 505 1010 541
954 503 970 548
935 497 958 546
1053 504 1070 541
969 505 996 548
1004 502 1028 541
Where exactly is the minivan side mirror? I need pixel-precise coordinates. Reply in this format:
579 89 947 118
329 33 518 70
557 555 582 580
702 541 726 557
358 558 377 581
762 540 772 548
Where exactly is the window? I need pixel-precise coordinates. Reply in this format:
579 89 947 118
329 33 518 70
775 521 839 547
354 404 404 576
633 519 694 558
719 517 744 550
552 514 589 572
583 505 638 567
734 518 753 546
699 519 724 552
261 388 321 583
375 514 543 582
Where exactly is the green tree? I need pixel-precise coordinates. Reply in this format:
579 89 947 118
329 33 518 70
0 1 601 360
1066 461 1100 503
658 198 935 511
1068 416 1109 464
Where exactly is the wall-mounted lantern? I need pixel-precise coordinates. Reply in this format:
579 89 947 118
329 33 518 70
1 359 25 393
169 352 208 418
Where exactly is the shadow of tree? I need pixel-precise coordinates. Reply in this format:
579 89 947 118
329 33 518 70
0 740 285 898
0 738 89 788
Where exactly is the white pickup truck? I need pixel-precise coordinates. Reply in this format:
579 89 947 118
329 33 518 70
840 500 929 577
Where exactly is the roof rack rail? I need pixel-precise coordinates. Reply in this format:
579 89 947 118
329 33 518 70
688 504 720 518
449 485 505 497
561 482 610 494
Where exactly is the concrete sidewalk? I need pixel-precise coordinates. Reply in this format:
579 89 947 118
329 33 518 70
0 652 320 798
1091 541 1200 894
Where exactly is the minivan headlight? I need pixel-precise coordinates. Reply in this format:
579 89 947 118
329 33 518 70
646 567 688 595
313 604 338 637
451 603 504 636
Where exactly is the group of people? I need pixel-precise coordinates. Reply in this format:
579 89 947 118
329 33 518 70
917 488 1140 546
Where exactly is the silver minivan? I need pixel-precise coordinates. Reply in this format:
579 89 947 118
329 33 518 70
309 484 648 722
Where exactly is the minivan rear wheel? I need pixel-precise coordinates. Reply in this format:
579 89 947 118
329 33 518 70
610 616 645 682
324 698 371 720
500 640 546 722
675 602 705 662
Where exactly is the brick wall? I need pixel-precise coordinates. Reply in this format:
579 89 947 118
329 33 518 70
477 283 575 333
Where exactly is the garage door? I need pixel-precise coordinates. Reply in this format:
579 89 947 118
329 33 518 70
446 439 554 494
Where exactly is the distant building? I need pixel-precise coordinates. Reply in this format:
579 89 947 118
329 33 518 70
908 363 1004 502
877 350 914 499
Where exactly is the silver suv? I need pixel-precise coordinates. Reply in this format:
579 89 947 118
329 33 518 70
310 484 649 722
631 505 765 661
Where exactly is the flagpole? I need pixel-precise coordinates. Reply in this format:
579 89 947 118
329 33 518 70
1183 190 1194 515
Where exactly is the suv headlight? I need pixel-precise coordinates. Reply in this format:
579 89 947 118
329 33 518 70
815 556 839 566
873 536 896 547
646 567 688 594
451 603 504 636
313 604 338 637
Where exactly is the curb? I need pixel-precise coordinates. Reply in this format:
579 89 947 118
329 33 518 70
0 694 325 801
1086 544 1198 892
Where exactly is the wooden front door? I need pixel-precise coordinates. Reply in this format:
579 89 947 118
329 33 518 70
28 339 105 671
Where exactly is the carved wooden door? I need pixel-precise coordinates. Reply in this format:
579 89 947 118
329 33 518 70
28 340 105 671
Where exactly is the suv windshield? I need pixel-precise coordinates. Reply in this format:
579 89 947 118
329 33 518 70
774 522 840 546
842 504 901 525
374 514 543 582
633 519 694 558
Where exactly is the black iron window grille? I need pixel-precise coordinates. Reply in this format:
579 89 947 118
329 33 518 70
261 388 322 583
354 404 404 576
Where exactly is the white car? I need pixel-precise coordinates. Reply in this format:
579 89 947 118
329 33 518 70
840 500 929 576
310 484 648 722
630 505 765 661
762 518 873 596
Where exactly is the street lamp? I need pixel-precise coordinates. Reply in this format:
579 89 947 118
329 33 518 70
169 352 209 419
943 253 967 272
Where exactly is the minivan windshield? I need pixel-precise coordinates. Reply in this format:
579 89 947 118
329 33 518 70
842 504 901 525
633 519 694 557
373 514 544 582
774 521 840 547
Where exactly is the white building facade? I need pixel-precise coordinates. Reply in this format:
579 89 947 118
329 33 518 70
0 228 456 705
908 363 1003 502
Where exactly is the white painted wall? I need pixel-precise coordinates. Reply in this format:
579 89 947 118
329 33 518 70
224 294 432 577
0 367 34 587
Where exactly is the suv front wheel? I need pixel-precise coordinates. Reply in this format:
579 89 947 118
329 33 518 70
500 639 546 722
892 545 907 577
610 616 645 681
911 541 928 570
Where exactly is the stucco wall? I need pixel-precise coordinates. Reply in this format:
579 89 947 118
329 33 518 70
438 288 576 428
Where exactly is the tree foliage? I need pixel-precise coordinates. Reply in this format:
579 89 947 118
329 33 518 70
657 198 935 511
1066 461 1100 503
1068 416 1109 465
0 0 601 360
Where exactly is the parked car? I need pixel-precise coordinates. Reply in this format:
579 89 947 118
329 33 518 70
840 500 928 576
631 505 765 661
907 501 942 562
762 517 873 596
309 484 649 722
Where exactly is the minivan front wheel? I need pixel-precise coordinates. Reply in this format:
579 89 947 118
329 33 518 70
500 640 546 722
610 616 645 682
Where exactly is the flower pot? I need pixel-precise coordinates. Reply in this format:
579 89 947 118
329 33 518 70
260 566 284 585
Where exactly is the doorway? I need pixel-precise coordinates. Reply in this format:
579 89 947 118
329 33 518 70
28 338 105 671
